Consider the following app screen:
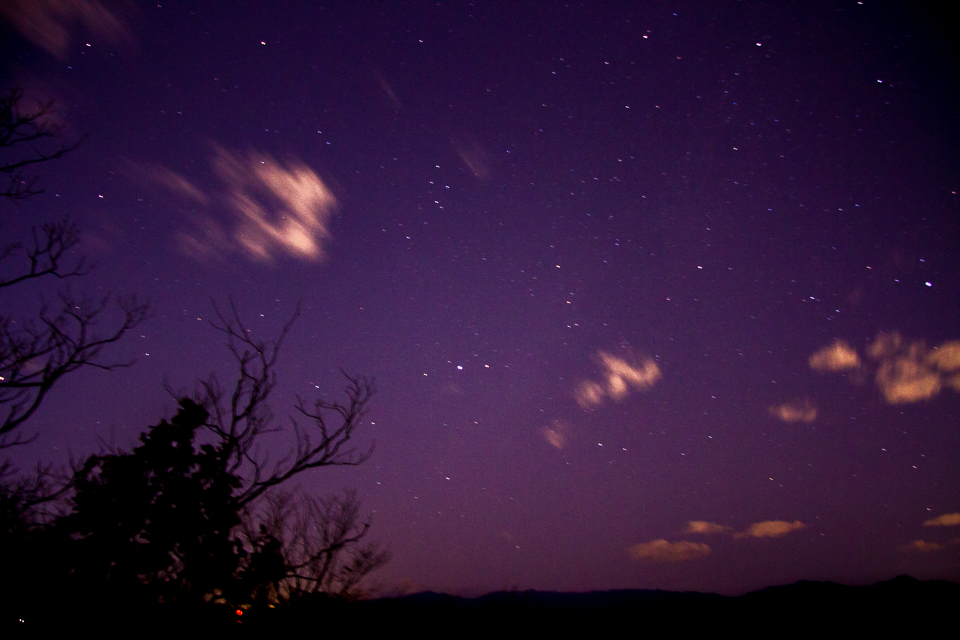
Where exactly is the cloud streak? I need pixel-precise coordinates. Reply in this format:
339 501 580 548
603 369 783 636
685 521 733 535
686 519 805 539
899 540 944 553
734 520 806 539
134 162 209 205
144 147 338 262
628 539 711 562
0 0 133 59
213 147 337 261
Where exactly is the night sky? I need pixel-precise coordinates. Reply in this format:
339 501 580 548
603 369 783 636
2 1 958 597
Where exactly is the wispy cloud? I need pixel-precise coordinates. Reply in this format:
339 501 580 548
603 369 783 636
809 334 960 405
734 520 805 539
923 513 960 527
133 162 209 205
769 398 817 423
685 521 732 535
575 350 661 409
899 540 944 553
628 539 711 562
685 519 805 540
143 147 338 263
213 147 337 261
541 419 571 450
450 134 490 180
0 0 133 59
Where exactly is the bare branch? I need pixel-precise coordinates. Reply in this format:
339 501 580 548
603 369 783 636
0 458 73 529
245 489 389 599
192 299 378 507
231 373 375 507
189 301 385 598
0 293 152 448
197 301 374 505
1 87 86 204
0 217 89 288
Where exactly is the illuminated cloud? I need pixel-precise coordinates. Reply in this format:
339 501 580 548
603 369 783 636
541 419 571 450
575 350 661 409
685 521 732 535
769 398 817 423
150 147 338 262
735 520 805 539
809 333 960 405
809 340 860 372
214 147 337 261
0 0 132 59
628 539 711 562
868 333 959 405
927 341 960 371
574 380 606 410
923 513 960 527
875 356 941 404
899 540 943 554
866 331 901 360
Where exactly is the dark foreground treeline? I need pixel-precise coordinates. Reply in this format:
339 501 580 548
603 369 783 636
4 575 957 633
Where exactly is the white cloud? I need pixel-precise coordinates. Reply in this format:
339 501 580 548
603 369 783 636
147 147 338 262
575 350 661 409
214 147 337 262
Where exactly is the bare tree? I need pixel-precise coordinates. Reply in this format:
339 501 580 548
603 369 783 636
243 489 390 601
0 87 150 445
43 301 387 608
186 299 387 602
195 300 375 507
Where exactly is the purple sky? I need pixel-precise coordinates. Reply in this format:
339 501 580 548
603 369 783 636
2 1 958 596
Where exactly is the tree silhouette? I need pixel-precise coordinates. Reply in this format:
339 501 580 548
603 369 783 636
0 87 150 625
53 400 243 606
31 303 387 620
0 87 384 622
